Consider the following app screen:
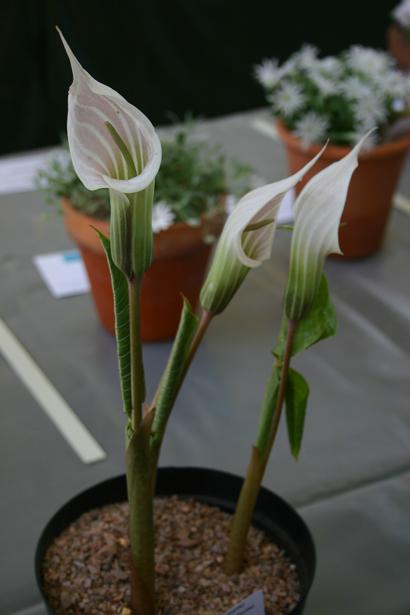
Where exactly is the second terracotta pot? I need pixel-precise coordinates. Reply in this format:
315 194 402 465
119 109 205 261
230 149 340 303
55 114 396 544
276 121 410 259
62 199 216 341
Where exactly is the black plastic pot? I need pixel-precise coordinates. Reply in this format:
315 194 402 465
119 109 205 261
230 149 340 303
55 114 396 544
35 467 315 614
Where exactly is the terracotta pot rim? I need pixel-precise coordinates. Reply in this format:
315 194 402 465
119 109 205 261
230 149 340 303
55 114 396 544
276 120 410 160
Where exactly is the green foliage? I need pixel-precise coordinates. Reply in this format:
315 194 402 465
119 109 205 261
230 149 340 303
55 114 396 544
36 123 252 224
274 274 337 359
285 368 309 459
151 298 199 448
97 231 132 416
255 365 280 454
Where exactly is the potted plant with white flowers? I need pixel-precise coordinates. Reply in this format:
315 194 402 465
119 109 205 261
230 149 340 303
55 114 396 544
255 44 410 258
389 0 410 69
35 30 373 615
37 126 250 341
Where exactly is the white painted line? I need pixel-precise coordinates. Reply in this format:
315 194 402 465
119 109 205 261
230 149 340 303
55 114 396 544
250 117 279 142
0 318 106 463
393 192 410 215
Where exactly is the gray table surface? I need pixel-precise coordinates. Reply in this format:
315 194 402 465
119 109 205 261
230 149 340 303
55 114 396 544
1 110 410 615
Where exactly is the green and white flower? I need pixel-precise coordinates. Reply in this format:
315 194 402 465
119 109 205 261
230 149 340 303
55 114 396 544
200 146 326 314
285 130 374 320
58 28 162 277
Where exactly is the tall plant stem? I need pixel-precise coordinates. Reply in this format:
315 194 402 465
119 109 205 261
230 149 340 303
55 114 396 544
127 430 156 615
224 319 297 575
128 276 144 429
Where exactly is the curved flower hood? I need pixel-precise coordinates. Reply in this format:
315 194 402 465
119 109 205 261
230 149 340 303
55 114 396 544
57 28 161 195
285 129 375 320
200 145 326 314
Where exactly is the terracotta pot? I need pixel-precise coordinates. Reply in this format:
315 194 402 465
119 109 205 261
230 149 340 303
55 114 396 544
388 24 410 70
35 468 316 614
276 121 410 258
62 199 219 340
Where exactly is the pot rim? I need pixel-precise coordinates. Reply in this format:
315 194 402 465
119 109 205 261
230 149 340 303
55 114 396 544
276 119 410 161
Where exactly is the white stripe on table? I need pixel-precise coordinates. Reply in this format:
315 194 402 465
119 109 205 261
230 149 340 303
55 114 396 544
0 318 106 463
250 117 279 141
393 193 410 215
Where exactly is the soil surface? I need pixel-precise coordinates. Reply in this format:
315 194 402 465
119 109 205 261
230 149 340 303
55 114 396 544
42 496 300 614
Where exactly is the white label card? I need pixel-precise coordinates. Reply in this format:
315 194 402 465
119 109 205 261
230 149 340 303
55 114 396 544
223 590 265 615
33 250 90 298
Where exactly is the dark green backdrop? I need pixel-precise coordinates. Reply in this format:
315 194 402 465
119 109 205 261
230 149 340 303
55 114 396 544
0 0 397 155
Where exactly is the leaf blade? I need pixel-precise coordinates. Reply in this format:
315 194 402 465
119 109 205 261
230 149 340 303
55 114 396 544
274 273 337 359
285 368 309 459
97 230 132 415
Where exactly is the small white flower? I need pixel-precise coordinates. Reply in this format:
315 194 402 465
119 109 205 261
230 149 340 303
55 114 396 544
308 69 335 96
393 0 410 29
272 81 305 116
294 44 319 70
294 112 329 148
352 92 387 130
254 58 281 89
379 71 407 100
393 98 406 112
319 57 343 78
152 201 175 233
346 46 393 77
339 76 372 101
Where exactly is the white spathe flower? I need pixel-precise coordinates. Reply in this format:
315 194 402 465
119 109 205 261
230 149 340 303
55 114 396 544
254 58 281 89
393 0 410 28
152 201 175 233
285 130 375 320
294 111 329 148
200 145 326 314
346 46 393 77
272 82 305 116
57 28 161 195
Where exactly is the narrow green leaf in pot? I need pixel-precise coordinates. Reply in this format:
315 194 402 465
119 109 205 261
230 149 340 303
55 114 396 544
285 368 309 459
97 230 134 416
274 274 337 359
255 365 280 455
151 297 199 449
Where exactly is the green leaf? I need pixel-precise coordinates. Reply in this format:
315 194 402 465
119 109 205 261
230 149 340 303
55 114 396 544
97 231 132 416
151 298 199 446
255 365 280 455
274 274 337 359
285 368 309 459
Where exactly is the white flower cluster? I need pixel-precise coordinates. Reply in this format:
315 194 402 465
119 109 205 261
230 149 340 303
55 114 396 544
152 201 175 233
255 44 410 148
393 0 410 29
